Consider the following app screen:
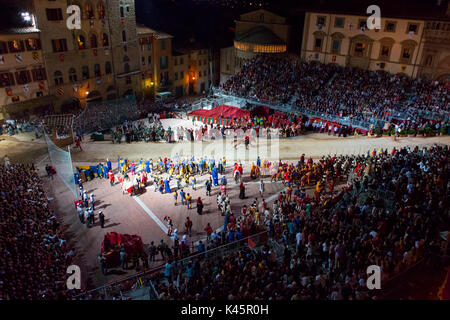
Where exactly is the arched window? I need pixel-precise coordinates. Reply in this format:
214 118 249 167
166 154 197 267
102 33 109 47
82 66 89 79
69 68 77 82
85 2 94 19
77 34 86 50
124 63 130 73
97 2 105 19
54 70 63 85
105 61 112 74
122 30 127 42
90 34 98 48
94 63 101 77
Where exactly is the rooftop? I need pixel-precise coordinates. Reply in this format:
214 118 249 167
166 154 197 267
235 26 285 45
0 26 40 35
136 25 173 39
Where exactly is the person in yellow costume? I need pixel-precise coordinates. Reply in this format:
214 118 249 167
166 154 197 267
250 162 256 179
173 190 178 206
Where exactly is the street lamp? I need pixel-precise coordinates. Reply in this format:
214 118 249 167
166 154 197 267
21 12 31 22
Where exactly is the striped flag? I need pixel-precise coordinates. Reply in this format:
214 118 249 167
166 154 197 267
57 87 64 95
32 51 39 60
15 54 23 62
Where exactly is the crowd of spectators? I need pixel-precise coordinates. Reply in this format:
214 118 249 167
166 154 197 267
147 145 448 300
221 56 449 130
80 144 448 300
0 163 76 300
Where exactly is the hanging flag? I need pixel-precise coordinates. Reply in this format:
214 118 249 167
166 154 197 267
85 82 90 90
0 55 4 64
93 49 98 56
58 53 64 62
23 84 30 93
32 51 39 60
57 87 64 95
121 18 125 24
90 19 94 28
73 84 78 92
5 87 12 96
15 54 23 63
38 81 45 90
104 48 109 55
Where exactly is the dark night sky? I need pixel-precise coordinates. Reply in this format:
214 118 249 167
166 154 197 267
0 0 448 50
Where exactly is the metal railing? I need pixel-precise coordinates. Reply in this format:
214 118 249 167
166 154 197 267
74 230 268 300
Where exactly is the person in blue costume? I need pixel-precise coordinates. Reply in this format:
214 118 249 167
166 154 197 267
212 167 219 186
221 175 227 186
103 163 109 179
145 159 150 173
107 158 112 172
117 156 121 171
256 156 261 168
164 178 171 194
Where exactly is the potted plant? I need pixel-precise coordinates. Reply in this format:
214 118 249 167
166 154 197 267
425 127 432 137
407 129 416 137
399 129 407 137
418 128 425 137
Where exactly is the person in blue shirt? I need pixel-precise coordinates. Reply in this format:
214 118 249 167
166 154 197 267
186 262 194 279
224 211 231 231
236 228 243 240
212 167 219 186
145 160 150 173
164 178 171 194
221 175 227 186
164 260 172 282
256 156 261 168
103 164 109 179
197 241 205 253
107 158 112 172
227 230 235 242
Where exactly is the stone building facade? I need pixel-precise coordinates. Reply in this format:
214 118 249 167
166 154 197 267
137 25 173 98
301 7 450 80
0 27 51 119
30 0 141 114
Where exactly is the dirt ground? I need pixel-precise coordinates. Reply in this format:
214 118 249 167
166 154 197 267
2 130 449 294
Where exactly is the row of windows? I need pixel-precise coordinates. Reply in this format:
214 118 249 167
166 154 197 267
173 57 185 65
51 33 110 52
46 3 105 22
0 39 41 54
0 68 46 88
53 62 112 85
425 22 450 31
317 16 420 34
313 37 415 63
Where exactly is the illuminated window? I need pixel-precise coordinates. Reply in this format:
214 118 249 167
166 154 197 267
354 42 366 56
97 3 105 19
86 2 94 19
51 39 67 52
77 35 86 50
25 39 41 51
8 40 24 53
